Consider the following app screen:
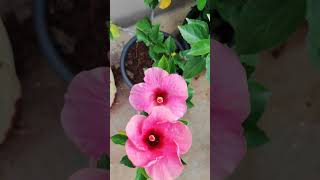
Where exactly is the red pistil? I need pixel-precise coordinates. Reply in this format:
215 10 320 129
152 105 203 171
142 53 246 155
156 97 164 104
149 134 156 142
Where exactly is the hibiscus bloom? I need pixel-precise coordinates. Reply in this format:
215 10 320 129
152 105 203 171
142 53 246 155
129 67 188 120
61 67 109 179
212 40 250 180
126 106 192 180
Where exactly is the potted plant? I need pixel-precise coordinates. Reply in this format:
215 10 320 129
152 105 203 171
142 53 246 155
120 18 185 87
33 0 108 82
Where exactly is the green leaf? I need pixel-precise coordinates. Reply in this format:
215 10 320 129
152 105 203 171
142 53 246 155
240 54 258 67
197 0 207 10
168 56 176 73
186 86 194 109
306 0 320 68
144 0 159 9
109 22 120 40
151 44 168 54
135 168 149 180
181 158 187 165
150 24 164 44
215 0 306 54
187 86 194 100
136 29 151 46
188 39 210 56
148 48 161 62
120 155 135 168
136 18 152 32
186 18 209 32
243 80 270 126
140 111 149 116
96 154 110 170
186 99 194 109
111 134 128 145
179 119 189 126
178 23 209 45
172 55 185 71
205 54 210 81
156 55 171 72
183 57 206 79
165 36 176 53
244 125 270 148
240 54 258 79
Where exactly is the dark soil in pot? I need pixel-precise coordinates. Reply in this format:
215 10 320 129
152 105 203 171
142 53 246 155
120 33 185 88
47 0 108 73
125 42 153 84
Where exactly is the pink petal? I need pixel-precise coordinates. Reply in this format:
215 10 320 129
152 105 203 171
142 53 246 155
213 40 250 122
213 114 246 180
161 74 188 100
165 98 187 120
125 139 159 167
68 168 108 180
159 121 192 155
129 83 154 112
125 115 148 150
144 67 169 87
145 152 183 180
143 107 178 133
61 68 108 159
212 40 250 180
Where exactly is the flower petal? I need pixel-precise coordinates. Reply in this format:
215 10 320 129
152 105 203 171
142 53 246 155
143 106 178 132
212 40 250 122
162 74 188 100
68 168 108 180
165 98 187 120
144 67 169 87
125 115 148 150
145 152 183 180
125 140 159 167
212 40 250 180
61 68 108 159
129 83 154 112
160 121 192 155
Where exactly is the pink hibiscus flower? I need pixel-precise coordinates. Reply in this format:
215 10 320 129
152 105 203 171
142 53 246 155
125 106 192 180
212 40 250 180
129 67 188 120
61 67 108 159
61 68 109 179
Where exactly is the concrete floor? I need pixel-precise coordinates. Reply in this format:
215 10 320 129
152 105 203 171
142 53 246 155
229 25 320 180
0 48 87 179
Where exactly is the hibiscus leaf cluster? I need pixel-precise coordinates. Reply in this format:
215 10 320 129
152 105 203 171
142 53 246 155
213 0 320 68
135 17 198 108
178 18 210 80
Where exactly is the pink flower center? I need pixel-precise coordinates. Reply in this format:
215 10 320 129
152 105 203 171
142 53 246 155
144 130 162 148
154 89 168 105
156 97 164 104
149 134 156 142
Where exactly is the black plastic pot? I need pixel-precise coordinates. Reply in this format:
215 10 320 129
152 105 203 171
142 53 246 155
33 0 74 82
120 33 185 88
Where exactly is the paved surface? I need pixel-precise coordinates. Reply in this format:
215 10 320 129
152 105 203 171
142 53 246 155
229 25 320 180
0 47 87 179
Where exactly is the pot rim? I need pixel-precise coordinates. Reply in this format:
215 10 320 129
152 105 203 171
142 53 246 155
120 32 185 88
